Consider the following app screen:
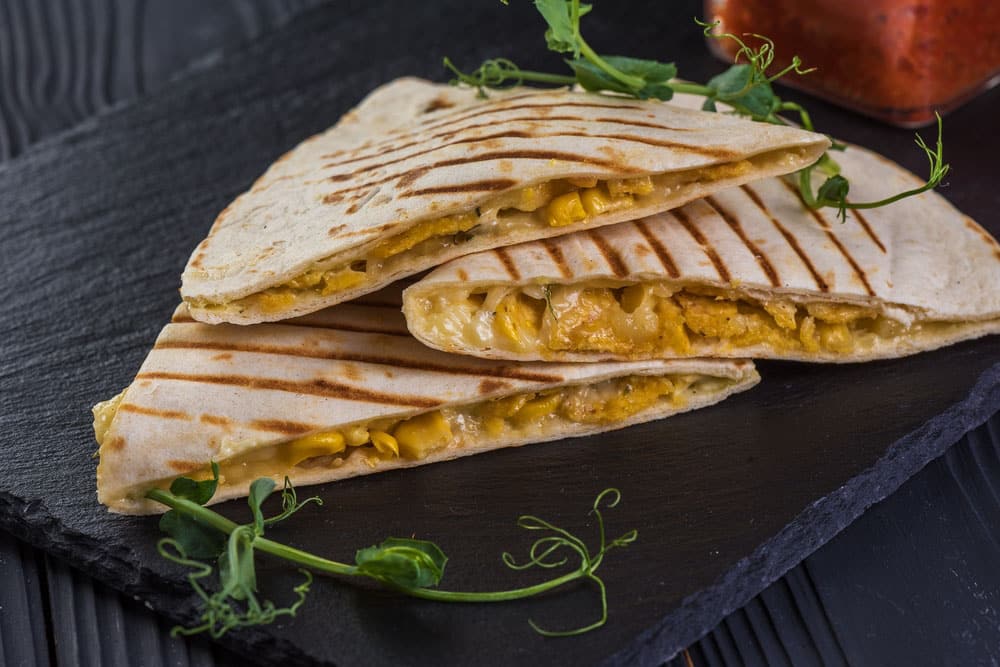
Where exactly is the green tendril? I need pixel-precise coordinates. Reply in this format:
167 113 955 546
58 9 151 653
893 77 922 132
798 112 949 221
442 3 950 220
148 473 635 639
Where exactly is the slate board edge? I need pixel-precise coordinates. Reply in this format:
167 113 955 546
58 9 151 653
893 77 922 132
3 362 997 667
606 360 1000 666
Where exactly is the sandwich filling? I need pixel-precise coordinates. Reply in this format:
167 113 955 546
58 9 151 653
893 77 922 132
95 371 736 499
410 281 969 358
190 146 812 315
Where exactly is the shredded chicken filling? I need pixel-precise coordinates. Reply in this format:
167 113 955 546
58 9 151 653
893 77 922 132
415 281 954 357
195 150 807 313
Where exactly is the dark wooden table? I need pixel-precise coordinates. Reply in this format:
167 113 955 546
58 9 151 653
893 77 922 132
1 2 998 665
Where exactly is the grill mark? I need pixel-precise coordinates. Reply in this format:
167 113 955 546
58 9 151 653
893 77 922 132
403 178 517 197
557 131 735 159
405 91 551 131
850 209 886 253
200 414 233 426
586 229 628 278
324 125 728 182
494 247 521 280
320 95 626 167
325 130 534 178
634 219 680 278
249 419 321 435
135 372 443 408
415 100 648 136
740 185 828 291
118 404 191 421
154 340 562 383
269 320 411 337
319 112 698 174
541 238 572 278
324 148 630 201
673 208 732 283
704 196 781 287
779 181 875 296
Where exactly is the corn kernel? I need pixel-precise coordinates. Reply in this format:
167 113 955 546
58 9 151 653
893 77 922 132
607 175 653 197
581 187 634 216
343 424 370 446
511 392 562 425
545 191 588 227
284 431 346 466
393 411 452 460
257 290 297 312
369 430 400 457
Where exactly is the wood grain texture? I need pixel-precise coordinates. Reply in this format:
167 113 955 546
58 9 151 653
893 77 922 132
0 0 327 161
0 0 998 665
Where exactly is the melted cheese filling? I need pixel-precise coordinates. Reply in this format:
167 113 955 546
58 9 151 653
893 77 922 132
413 282 965 358
194 148 807 314
99 373 734 498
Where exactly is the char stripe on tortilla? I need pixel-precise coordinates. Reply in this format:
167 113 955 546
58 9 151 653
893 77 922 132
403 142 1000 363
180 77 829 325
94 303 759 514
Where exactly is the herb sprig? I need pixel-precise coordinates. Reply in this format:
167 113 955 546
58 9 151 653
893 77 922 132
147 466 636 638
444 0 949 221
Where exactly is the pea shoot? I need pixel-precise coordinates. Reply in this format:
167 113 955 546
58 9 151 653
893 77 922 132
444 0 949 221
147 464 636 639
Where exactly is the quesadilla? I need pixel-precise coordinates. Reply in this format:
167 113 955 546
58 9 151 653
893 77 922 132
180 77 828 325
403 144 1000 363
94 302 759 514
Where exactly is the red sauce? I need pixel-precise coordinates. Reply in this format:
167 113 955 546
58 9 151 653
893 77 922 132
705 0 1000 127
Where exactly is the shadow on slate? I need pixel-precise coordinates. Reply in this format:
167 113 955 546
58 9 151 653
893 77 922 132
0 0 998 665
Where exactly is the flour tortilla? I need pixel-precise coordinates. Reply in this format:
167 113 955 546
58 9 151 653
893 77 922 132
180 77 828 324
403 143 1000 362
95 302 759 514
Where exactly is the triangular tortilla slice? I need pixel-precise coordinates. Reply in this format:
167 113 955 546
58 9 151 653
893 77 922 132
94 301 759 514
403 143 1000 362
180 77 828 325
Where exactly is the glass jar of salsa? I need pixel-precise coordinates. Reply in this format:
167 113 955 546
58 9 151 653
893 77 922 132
704 0 1000 127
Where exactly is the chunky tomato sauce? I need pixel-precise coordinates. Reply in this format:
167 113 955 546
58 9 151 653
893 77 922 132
705 0 1000 127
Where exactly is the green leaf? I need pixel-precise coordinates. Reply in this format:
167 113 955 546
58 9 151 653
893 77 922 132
158 511 226 560
706 64 777 118
355 538 448 589
567 56 676 100
702 98 717 112
603 56 676 100
169 462 220 506
568 58 635 95
534 0 591 55
817 174 850 203
157 463 225 559
247 478 277 536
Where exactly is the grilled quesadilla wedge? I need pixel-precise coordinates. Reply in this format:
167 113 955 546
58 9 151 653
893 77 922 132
403 144 1000 363
180 77 828 325
94 303 759 514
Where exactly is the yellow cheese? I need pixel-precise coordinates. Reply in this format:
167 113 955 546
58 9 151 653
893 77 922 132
92 391 125 446
369 212 478 260
458 281 895 358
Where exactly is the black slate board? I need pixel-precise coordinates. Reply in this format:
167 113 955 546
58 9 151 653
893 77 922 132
1 1 998 665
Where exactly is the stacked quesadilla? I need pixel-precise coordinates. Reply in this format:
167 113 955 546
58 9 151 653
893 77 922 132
402 143 1000 362
94 77 999 513
180 78 827 324
94 301 758 513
